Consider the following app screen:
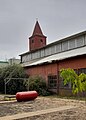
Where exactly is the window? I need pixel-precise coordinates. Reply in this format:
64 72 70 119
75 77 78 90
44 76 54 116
40 49 45 57
51 46 56 54
68 39 76 49
62 41 68 51
74 69 78 75
48 75 57 88
60 79 71 89
40 39 43 42
45 47 51 56
78 68 86 75
59 73 71 89
76 36 84 47
56 43 61 53
32 39 34 43
85 35 86 45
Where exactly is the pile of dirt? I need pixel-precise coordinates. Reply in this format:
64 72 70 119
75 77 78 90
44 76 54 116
0 96 86 120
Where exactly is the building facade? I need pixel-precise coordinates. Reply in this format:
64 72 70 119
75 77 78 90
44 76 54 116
8 58 20 65
0 58 20 68
0 61 9 68
20 21 86 96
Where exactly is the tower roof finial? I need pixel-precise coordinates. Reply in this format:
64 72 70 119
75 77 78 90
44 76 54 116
36 18 38 21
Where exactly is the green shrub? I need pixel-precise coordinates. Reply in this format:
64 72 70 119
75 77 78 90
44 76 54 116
26 75 50 96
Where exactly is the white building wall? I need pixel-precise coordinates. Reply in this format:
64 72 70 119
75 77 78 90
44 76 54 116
8 58 20 65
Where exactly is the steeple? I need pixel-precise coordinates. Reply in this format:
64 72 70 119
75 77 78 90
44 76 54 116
32 21 43 36
29 21 47 51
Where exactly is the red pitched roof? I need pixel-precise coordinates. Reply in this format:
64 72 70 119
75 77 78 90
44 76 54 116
32 21 44 36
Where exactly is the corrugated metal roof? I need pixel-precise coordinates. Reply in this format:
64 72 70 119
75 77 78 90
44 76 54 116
23 46 86 67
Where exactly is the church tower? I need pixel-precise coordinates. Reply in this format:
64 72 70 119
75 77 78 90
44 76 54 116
29 21 47 51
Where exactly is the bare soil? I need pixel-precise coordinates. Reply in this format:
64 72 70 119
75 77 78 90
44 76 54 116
0 95 86 120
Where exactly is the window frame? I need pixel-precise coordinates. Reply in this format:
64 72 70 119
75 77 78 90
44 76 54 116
48 75 57 89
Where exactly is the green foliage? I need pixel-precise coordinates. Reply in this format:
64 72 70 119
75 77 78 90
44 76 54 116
60 68 86 94
26 75 50 96
79 73 86 91
0 64 28 94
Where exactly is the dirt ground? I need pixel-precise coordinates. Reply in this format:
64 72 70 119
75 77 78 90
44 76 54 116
0 95 86 120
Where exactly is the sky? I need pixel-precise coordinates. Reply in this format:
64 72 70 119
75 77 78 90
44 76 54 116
0 0 86 61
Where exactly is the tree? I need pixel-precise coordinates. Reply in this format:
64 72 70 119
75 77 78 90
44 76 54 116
0 64 28 94
60 68 86 95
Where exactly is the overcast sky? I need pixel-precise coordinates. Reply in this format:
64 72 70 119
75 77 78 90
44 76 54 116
0 0 86 61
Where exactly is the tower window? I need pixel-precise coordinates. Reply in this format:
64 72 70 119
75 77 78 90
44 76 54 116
40 39 43 42
32 39 34 43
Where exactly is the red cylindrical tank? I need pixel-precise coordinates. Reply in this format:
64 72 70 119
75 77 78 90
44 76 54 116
16 91 38 102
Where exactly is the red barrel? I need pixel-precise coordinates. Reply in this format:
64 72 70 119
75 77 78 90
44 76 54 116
16 91 38 102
